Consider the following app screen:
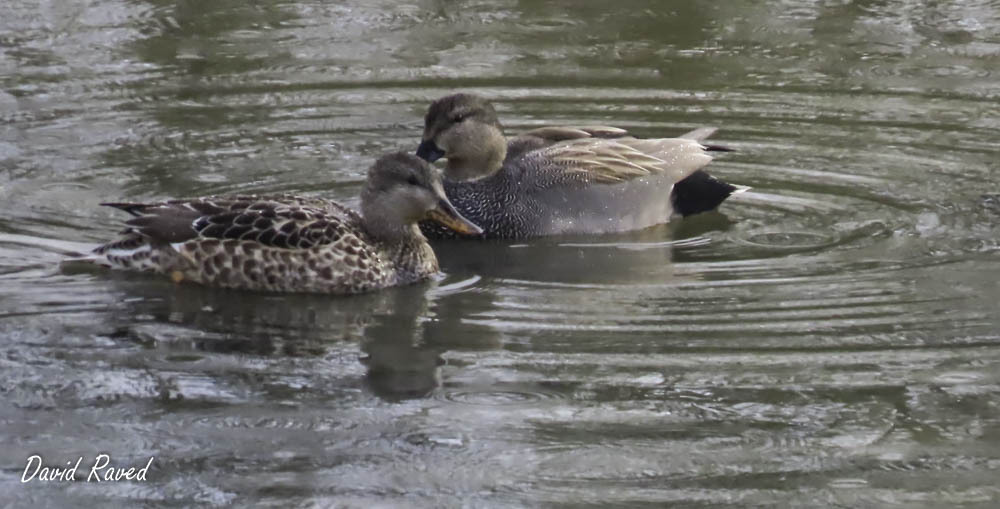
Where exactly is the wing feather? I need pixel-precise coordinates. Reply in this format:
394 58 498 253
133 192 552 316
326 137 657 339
514 136 711 185
103 194 362 250
509 125 716 185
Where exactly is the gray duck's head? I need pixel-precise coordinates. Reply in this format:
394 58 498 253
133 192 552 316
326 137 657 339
416 93 508 182
362 152 483 239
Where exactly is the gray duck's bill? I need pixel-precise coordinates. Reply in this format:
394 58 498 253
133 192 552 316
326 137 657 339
416 140 446 162
427 199 483 235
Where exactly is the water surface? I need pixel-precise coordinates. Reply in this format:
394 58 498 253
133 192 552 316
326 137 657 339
2 0 1000 506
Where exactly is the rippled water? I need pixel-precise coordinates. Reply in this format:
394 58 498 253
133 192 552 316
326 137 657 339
3 0 1000 506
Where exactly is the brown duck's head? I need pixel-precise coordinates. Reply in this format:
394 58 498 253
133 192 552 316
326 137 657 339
416 93 508 182
362 152 482 237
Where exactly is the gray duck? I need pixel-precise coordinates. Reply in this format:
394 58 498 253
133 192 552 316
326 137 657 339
80 152 481 294
416 93 745 239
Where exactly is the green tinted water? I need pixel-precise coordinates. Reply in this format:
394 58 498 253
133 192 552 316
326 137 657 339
2 1 1000 506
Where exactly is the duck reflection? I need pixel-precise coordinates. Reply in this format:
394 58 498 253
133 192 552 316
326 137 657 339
107 280 401 354
360 338 444 401
103 272 503 402
358 285 444 401
360 274 511 400
428 212 736 284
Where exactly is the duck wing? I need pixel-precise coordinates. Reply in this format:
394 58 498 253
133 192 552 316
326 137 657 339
517 125 629 142
510 133 714 186
102 194 363 250
507 126 627 162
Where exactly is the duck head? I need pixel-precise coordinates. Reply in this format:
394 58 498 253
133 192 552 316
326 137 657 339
417 94 508 181
362 152 483 239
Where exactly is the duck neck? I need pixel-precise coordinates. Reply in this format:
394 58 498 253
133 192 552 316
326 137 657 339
360 196 439 282
380 226 438 283
445 126 507 181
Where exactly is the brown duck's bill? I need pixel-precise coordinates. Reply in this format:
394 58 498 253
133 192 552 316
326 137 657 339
427 199 483 235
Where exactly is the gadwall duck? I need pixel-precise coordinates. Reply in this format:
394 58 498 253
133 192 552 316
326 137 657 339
416 93 746 238
81 152 482 294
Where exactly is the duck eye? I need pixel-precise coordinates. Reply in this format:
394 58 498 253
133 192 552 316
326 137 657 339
450 113 468 123
406 175 420 186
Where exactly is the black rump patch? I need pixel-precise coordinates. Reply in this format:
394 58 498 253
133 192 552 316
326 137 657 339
671 170 739 217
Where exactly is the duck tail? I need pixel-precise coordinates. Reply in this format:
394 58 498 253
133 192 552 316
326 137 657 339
670 127 743 215
59 254 111 272
703 144 735 152
100 202 151 217
678 126 735 152
671 170 748 217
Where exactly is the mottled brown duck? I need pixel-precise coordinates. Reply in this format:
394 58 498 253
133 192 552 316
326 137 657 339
81 152 481 294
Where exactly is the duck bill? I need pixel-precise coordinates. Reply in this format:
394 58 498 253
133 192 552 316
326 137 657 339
427 199 483 236
416 140 446 162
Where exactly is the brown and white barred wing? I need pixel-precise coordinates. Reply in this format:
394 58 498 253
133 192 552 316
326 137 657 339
172 196 361 249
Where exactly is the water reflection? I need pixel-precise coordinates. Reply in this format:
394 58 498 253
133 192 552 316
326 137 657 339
432 223 690 285
362 323 445 401
92 276 502 403
99 277 460 402
360 285 443 401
